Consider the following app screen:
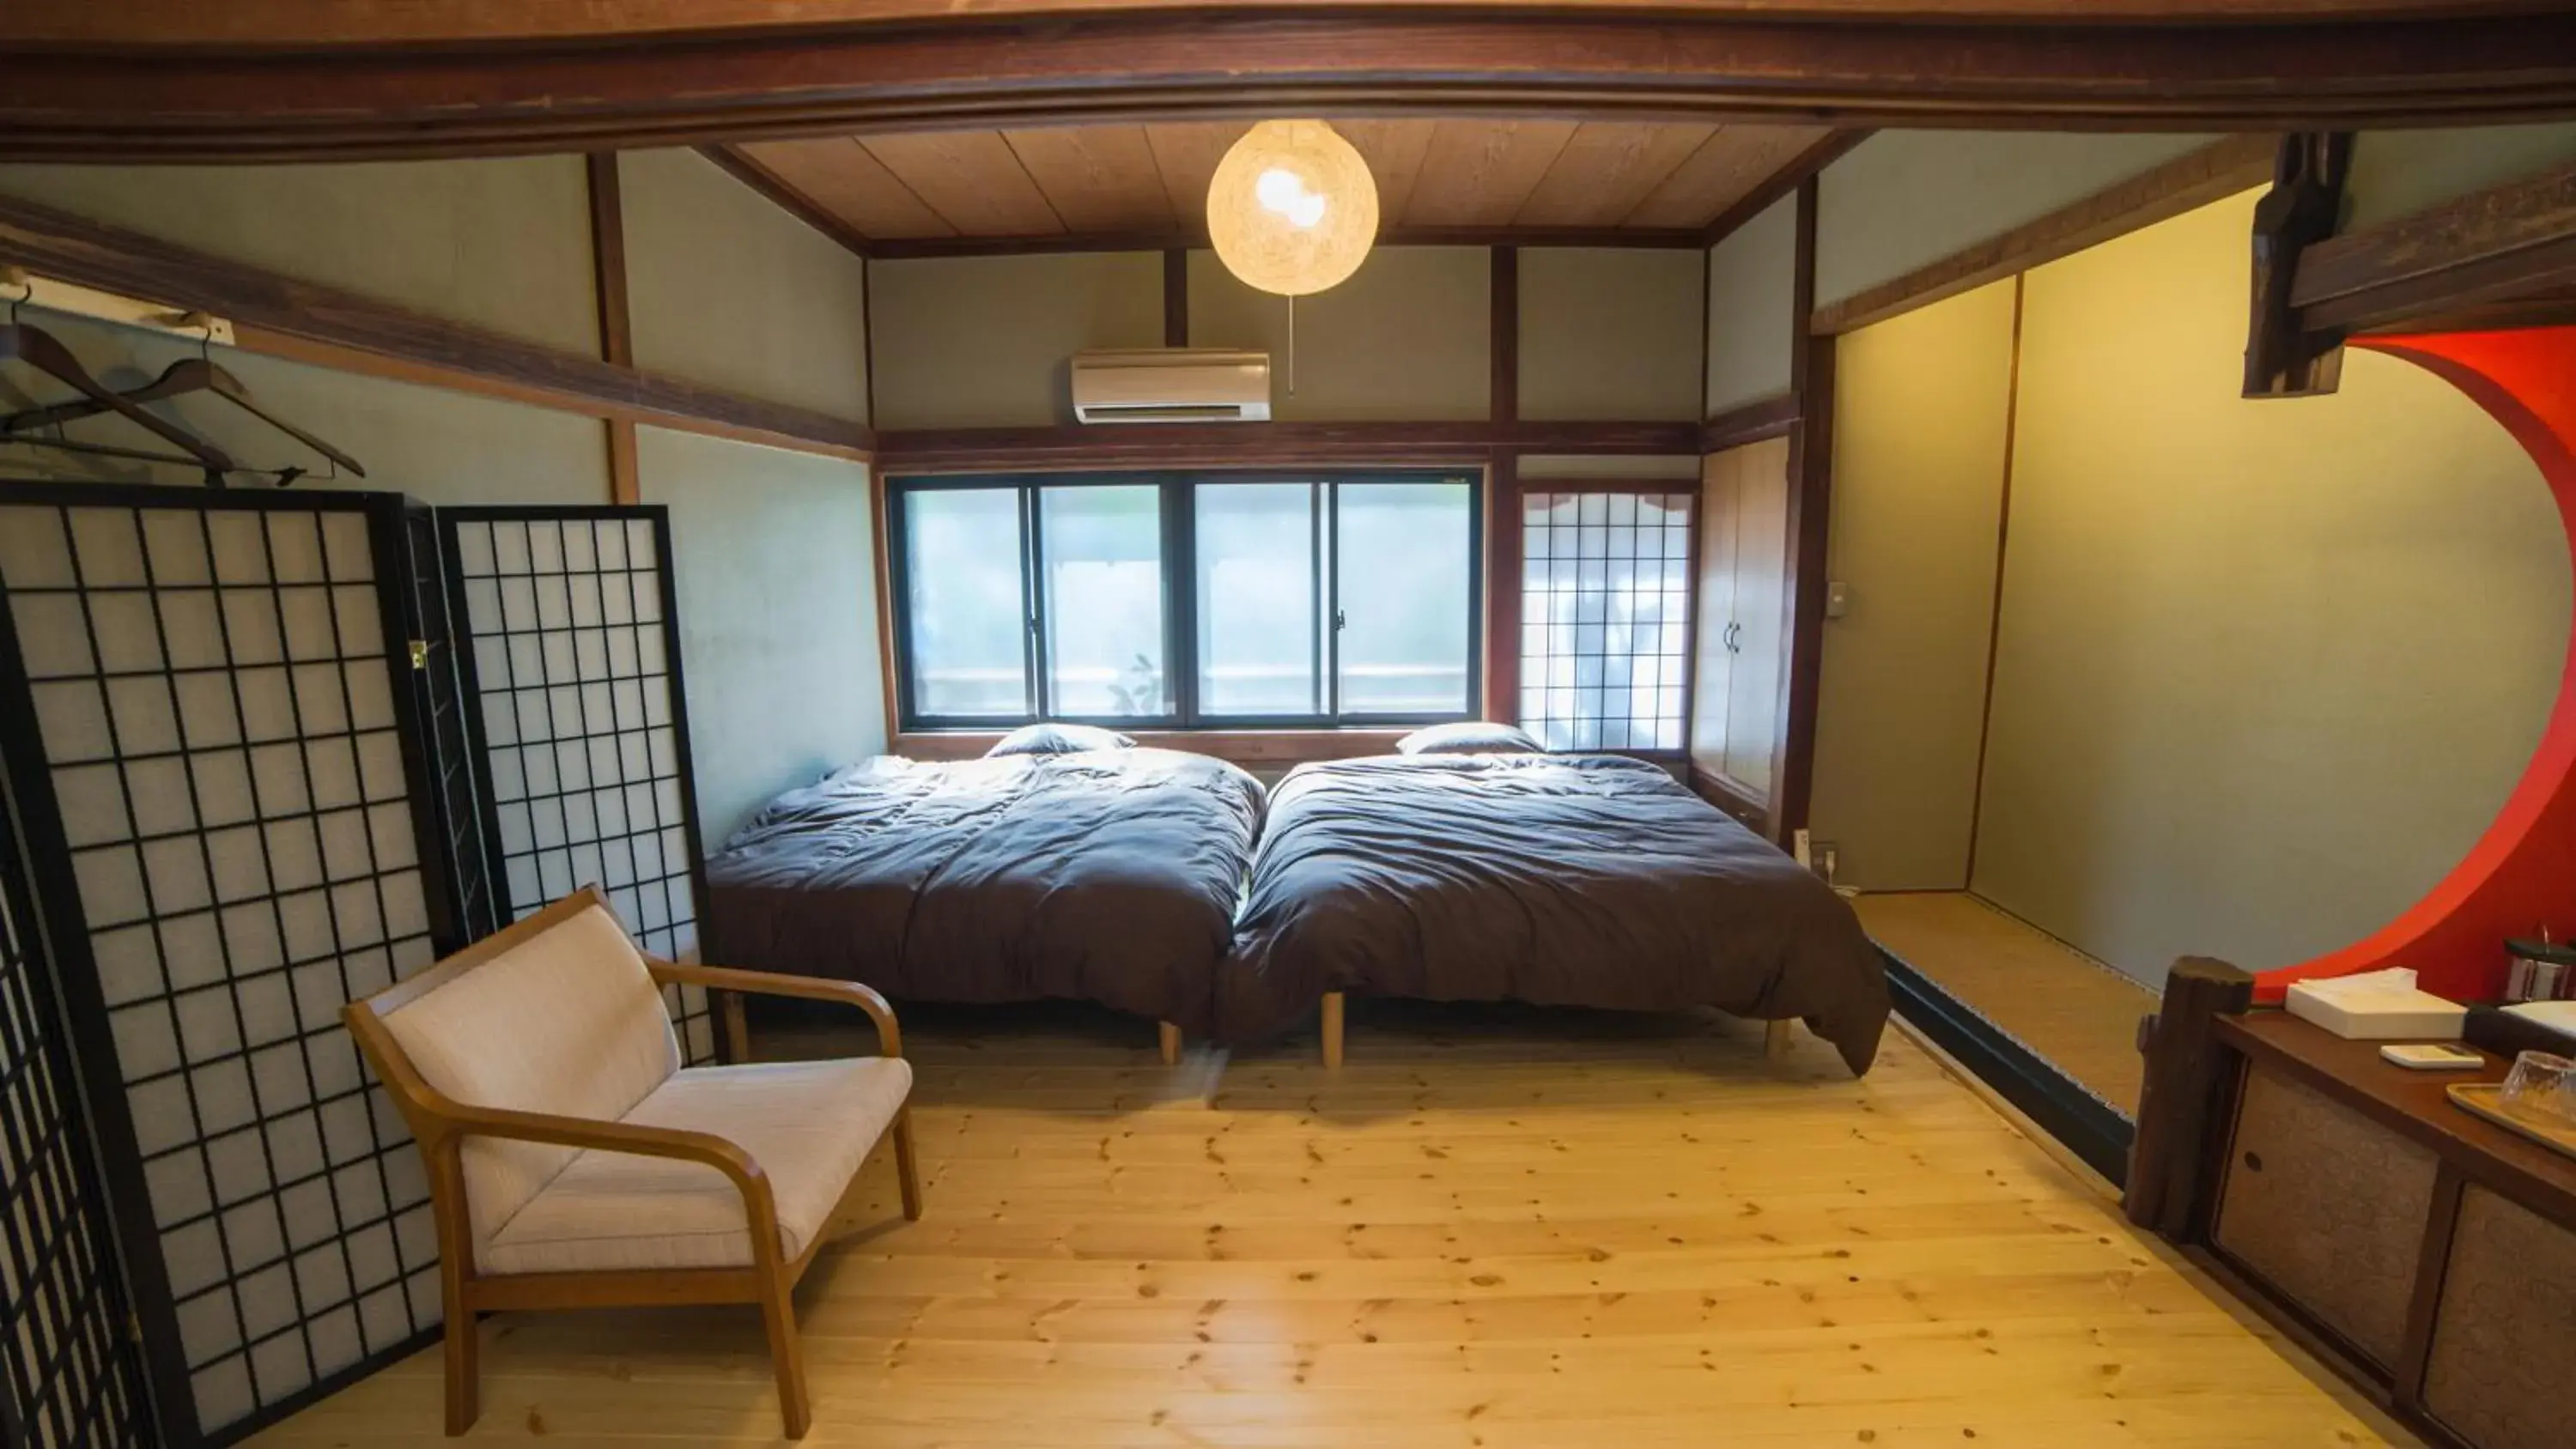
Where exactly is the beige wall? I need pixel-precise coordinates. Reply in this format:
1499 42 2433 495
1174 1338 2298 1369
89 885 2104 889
1969 190 2567 986
621 149 871 423
1191 246 1491 422
0 158 599 353
869 252 1163 428
636 427 884 841
1704 195 1799 416
1518 247 1701 422
1807 279 2018 892
1815 131 2217 308
2344 122 2576 231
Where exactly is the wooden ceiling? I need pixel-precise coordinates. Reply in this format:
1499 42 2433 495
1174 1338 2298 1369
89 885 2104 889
720 120 1839 254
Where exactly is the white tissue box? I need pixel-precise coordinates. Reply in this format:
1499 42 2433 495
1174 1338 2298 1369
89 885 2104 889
2286 973 2466 1040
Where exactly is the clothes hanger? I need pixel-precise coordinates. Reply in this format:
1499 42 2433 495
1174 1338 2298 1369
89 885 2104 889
0 284 236 477
4 347 365 480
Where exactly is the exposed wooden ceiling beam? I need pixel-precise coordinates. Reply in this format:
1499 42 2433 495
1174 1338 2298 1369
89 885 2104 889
4 11 2573 162
16 0 2567 46
697 144 877 258
2292 157 2576 333
0 193 875 462
860 225 1711 260
875 420 1703 473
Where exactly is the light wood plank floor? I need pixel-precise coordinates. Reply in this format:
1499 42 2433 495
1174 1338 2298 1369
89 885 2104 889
251 1000 2400 1447
1856 893 2160 1117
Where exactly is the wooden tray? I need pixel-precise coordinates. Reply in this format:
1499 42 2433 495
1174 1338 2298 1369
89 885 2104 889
2449 1082 2576 1161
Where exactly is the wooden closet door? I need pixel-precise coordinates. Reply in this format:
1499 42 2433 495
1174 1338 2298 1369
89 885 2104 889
1688 449 1740 779
1722 434 1793 796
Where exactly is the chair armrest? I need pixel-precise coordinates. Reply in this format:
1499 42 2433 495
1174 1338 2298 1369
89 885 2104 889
428 1096 787 1263
645 960 902 1058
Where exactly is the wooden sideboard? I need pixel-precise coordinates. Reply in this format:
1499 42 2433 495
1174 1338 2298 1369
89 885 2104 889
2132 990 2576 1449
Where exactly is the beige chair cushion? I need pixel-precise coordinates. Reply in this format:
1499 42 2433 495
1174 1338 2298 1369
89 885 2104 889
481 1057 913 1276
380 902 680 1259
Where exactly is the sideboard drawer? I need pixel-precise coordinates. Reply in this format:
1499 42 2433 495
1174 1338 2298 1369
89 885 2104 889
2213 1064 2439 1370
2421 1184 2576 1449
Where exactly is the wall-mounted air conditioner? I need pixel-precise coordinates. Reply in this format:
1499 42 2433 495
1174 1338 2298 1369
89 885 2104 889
1070 349 1272 424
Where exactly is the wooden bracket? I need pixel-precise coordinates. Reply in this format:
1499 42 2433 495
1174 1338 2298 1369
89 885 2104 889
2243 132 2352 400
2124 955 2257 1240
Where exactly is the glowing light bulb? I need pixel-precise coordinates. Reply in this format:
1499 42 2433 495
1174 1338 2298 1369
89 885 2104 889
1207 121 1377 296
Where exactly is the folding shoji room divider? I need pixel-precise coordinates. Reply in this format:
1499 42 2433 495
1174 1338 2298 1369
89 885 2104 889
439 506 716 1063
0 482 717 1447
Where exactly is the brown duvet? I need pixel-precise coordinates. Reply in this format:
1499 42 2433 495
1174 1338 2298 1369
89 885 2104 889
704 749 1263 1034
1215 754 1890 1074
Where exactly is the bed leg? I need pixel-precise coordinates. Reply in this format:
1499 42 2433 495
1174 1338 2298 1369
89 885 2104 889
1321 992 1346 1070
1157 1021 1181 1066
1765 1019 1795 1061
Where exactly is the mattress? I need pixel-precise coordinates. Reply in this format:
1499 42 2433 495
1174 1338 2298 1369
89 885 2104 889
1215 753 1889 1074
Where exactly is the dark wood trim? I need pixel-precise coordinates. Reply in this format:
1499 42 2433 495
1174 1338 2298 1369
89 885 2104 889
1699 129 1870 248
874 420 1702 475
587 152 642 505
1959 270 2024 884
1811 131 2280 336
866 225 1710 262
861 254 880 429
2292 156 2576 333
869 475 902 749
2392 1163 2466 1411
1491 246 1518 425
2123 955 2258 1239
9 14 2576 162
1698 393 1801 452
1770 176 1831 842
697 142 875 259
2243 131 2353 397
0 191 876 464
1162 247 1189 349
1485 452 1520 724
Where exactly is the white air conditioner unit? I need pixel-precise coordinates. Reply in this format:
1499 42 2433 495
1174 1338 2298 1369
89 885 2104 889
1071 349 1272 424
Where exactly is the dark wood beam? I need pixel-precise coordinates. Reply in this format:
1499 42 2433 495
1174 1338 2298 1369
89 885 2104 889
1812 132 2281 336
875 421 1702 474
2243 132 2352 397
697 143 876 258
586 152 643 503
0 192 875 463
2291 157 2576 334
1700 130 1871 248
6 12 2575 162
1491 246 1519 426
1699 394 1801 452
1162 248 1188 349
1771 174 1832 846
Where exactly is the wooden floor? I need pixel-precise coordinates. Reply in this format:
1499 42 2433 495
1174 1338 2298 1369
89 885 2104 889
1856 893 2160 1117
251 999 2403 1447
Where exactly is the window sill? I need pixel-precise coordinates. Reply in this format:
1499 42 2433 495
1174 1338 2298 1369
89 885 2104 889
895 727 1413 767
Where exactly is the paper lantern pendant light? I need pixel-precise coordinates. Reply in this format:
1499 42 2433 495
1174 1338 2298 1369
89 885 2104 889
1206 120 1380 297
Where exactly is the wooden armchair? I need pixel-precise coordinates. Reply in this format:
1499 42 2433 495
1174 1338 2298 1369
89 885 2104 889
342 886 920 1440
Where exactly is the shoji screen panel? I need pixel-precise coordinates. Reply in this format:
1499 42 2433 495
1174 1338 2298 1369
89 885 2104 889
1518 488 1697 751
0 483 460 1446
0 803 153 1447
441 507 718 1064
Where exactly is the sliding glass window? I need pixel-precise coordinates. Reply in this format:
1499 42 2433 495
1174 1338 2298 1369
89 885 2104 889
890 472 1479 731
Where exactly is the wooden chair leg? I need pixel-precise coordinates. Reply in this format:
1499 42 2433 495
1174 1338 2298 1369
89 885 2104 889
892 1107 923 1222
1321 991 1346 1070
758 1273 812 1440
1765 1019 1795 1061
1158 1021 1181 1066
440 1285 477 1435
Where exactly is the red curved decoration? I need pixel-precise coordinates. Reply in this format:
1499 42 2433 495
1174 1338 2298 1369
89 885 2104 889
2256 325 2576 1005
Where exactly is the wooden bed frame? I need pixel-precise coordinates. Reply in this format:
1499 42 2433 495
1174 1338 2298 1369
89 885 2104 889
343 889 923 1440
1302 991 1795 1068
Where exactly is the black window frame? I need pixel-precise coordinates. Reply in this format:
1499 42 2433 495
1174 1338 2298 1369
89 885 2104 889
887 469 1484 733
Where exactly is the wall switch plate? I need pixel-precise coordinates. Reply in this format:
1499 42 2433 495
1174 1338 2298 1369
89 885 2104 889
1826 580 1850 619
